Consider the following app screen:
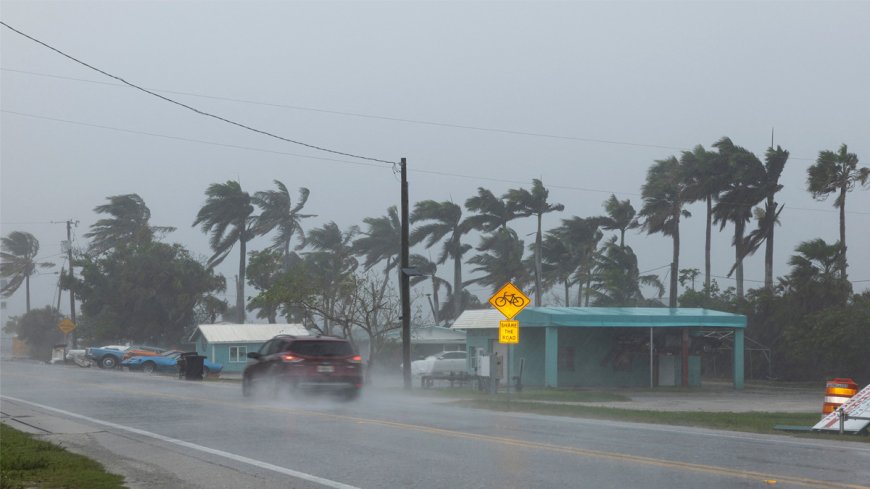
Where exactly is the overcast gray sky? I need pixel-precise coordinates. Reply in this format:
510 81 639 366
2 1 869 321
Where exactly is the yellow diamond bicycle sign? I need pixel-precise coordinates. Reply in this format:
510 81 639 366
488 282 530 319
57 318 76 334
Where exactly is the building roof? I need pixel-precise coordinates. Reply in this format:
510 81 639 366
453 307 746 330
383 325 466 344
191 323 310 344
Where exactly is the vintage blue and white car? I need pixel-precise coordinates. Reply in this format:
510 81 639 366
85 345 129 369
122 350 223 378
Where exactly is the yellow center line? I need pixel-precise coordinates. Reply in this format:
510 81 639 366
5 371 867 489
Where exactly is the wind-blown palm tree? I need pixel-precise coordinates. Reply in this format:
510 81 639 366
743 146 789 290
1 231 54 312
84 194 175 255
353 207 401 331
681 144 726 292
252 181 314 269
638 156 690 307
553 217 603 307
465 187 517 232
304 222 359 335
712 138 766 299
410 201 475 320
505 179 564 306
409 254 451 325
193 181 255 323
589 237 664 307
806 144 869 278
599 194 639 249
467 228 530 294
539 230 578 306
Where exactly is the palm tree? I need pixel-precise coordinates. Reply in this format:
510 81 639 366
638 156 690 307
505 179 564 306
304 222 359 335
252 181 314 269
712 138 766 300
467 228 530 294
539 230 578 306
84 194 175 255
742 146 789 290
192 181 255 323
353 207 401 331
1 231 54 312
409 254 451 324
806 144 869 278
681 145 726 292
589 237 664 306
553 217 603 307
410 200 475 320
465 187 517 232
781 238 852 311
599 194 639 249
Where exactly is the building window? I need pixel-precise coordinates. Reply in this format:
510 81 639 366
558 346 575 372
229 346 247 363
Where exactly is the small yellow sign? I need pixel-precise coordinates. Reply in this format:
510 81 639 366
499 320 519 344
488 282 530 319
57 318 76 334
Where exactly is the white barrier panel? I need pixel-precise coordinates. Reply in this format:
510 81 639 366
813 383 870 433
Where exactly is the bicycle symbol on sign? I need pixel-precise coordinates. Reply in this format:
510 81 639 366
494 292 525 308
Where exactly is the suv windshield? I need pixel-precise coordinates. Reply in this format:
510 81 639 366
287 340 354 357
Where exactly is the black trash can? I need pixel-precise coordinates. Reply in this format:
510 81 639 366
180 352 205 381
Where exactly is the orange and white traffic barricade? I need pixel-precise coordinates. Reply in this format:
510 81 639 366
822 378 858 415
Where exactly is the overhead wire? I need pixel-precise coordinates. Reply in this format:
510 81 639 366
0 22 396 166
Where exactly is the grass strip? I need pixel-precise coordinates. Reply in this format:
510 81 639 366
449 399 869 442
411 386 630 402
0 423 127 489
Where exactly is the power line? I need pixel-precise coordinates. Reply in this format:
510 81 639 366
0 22 396 166
0 66 818 161
1 110 394 171
7 109 870 216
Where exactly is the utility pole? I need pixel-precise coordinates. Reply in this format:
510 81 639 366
400 158 412 390
65 220 78 348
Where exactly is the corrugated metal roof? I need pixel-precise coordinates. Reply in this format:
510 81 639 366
192 323 310 344
453 307 746 329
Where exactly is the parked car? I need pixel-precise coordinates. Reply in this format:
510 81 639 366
85 345 129 369
122 345 167 360
122 350 222 378
242 335 363 400
411 351 467 376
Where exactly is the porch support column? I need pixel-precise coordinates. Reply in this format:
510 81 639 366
545 327 558 388
733 328 745 390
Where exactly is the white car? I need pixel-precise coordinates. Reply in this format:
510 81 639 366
411 351 467 376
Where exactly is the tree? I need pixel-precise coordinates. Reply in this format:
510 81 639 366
539 230 579 306
682 144 726 292
467 228 530 294
408 254 451 324
3 307 63 361
712 138 766 300
588 237 663 307
84 194 175 256
638 156 690 307
303 222 359 334
739 146 789 290
252 181 314 269
678 268 701 291
551 217 603 307
353 206 402 336
74 241 225 345
246 249 287 322
806 143 869 278
193 181 255 323
505 179 564 306
599 194 639 249
464 187 517 232
1 231 54 312
780 238 851 309
410 200 475 320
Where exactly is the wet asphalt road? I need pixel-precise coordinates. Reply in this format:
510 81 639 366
1 361 869 489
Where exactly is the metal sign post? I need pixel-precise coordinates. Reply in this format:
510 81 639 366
489 283 529 394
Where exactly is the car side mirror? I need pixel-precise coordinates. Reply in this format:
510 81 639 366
247 352 261 360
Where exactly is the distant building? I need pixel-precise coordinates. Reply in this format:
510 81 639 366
189 323 309 374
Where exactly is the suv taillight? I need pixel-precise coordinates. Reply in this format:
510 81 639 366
348 355 362 363
281 354 304 363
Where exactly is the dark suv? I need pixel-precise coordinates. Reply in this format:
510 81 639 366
242 335 363 400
